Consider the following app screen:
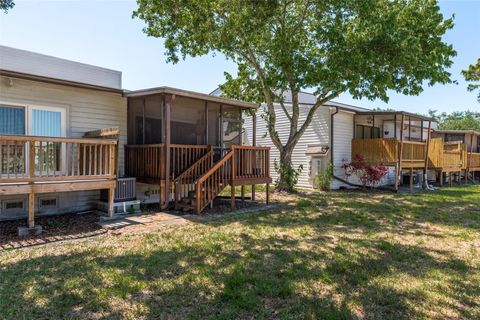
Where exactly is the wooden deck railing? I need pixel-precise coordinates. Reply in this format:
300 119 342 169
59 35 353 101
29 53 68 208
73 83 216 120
351 139 397 164
174 147 213 206
232 145 270 181
468 152 480 169
429 139 466 170
401 141 427 164
351 139 426 165
0 135 117 183
352 138 467 170
124 144 209 180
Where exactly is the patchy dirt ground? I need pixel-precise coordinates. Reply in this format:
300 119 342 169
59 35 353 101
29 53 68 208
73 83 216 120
0 211 106 249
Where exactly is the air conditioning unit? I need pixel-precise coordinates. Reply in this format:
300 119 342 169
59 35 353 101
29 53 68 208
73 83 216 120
101 177 136 202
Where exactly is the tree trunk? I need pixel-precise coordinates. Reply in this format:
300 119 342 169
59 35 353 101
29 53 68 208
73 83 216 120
275 145 296 192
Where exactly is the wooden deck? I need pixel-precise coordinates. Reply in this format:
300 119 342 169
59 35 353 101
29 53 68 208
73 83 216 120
467 152 480 172
351 138 427 168
125 144 271 213
351 138 467 171
1 135 118 228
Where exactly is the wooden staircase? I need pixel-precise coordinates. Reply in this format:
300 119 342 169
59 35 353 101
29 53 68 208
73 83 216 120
174 147 233 213
174 145 271 214
174 146 214 211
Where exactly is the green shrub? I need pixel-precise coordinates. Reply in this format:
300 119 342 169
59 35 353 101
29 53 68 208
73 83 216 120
314 163 335 191
273 159 303 192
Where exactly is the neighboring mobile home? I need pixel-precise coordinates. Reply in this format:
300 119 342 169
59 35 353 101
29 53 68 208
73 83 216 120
432 130 480 179
235 91 466 190
0 46 271 232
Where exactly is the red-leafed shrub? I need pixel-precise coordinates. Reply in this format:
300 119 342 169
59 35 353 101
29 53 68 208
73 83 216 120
342 154 388 189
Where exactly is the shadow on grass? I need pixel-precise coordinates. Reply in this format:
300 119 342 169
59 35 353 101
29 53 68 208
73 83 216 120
204 186 480 234
1 226 478 319
1 186 478 319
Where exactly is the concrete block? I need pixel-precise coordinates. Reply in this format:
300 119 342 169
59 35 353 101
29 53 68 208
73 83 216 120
17 225 43 237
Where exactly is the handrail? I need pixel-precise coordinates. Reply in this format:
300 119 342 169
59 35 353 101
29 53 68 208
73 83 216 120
195 150 234 213
0 134 117 145
197 151 233 184
174 148 213 207
233 145 271 150
401 141 427 146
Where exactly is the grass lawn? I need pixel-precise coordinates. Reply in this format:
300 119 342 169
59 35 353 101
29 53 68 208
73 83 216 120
1 186 479 319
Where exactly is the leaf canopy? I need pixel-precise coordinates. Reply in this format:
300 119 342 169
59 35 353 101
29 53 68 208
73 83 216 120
461 58 480 102
134 0 456 102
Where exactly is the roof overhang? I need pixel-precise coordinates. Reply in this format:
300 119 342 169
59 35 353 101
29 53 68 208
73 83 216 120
355 111 434 122
124 86 258 109
0 69 124 94
434 129 480 136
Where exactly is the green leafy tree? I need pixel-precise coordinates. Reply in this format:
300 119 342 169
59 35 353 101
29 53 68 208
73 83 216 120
462 58 480 102
372 107 397 112
429 110 480 130
134 0 456 191
1 0 14 13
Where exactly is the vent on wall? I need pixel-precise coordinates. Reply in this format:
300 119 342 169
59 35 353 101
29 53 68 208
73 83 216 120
39 198 58 208
5 201 24 210
1 199 25 214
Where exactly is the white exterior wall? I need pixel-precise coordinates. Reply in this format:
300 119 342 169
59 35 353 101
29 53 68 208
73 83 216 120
0 76 127 218
331 111 355 188
245 103 331 189
245 104 396 190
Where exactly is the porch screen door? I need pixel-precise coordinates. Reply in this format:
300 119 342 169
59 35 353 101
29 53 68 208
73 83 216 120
28 107 66 175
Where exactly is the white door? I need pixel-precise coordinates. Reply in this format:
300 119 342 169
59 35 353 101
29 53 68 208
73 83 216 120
28 106 66 175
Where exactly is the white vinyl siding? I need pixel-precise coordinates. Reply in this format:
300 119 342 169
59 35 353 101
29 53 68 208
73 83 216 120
0 75 127 218
245 104 330 189
331 111 354 189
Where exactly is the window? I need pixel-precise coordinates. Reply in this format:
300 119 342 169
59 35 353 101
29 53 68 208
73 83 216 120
356 125 380 139
0 105 25 135
445 134 464 143
1 104 66 175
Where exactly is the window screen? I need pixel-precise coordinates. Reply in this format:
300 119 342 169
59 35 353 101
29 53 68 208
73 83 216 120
135 116 162 144
0 105 25 135
356 125 380 139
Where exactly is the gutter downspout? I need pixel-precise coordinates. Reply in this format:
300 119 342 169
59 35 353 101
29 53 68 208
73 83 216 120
330 107 339 165
330 107 346 188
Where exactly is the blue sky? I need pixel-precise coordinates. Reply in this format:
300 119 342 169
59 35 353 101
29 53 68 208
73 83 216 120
1 0 479 114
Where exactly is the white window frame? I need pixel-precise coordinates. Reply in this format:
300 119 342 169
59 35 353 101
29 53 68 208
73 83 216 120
1 102 67 177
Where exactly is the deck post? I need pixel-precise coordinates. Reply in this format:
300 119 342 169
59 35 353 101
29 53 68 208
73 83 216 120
423 120 432 189
395 114 405 191
467 134 474 183
241 185 245 202
231 145 236 210
28 192 35 228
409 168 414 193
162 94 173 210
439 170 443 186
394 165 399 191
266 183 270 204
251 112 256 201
108 186 115 217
